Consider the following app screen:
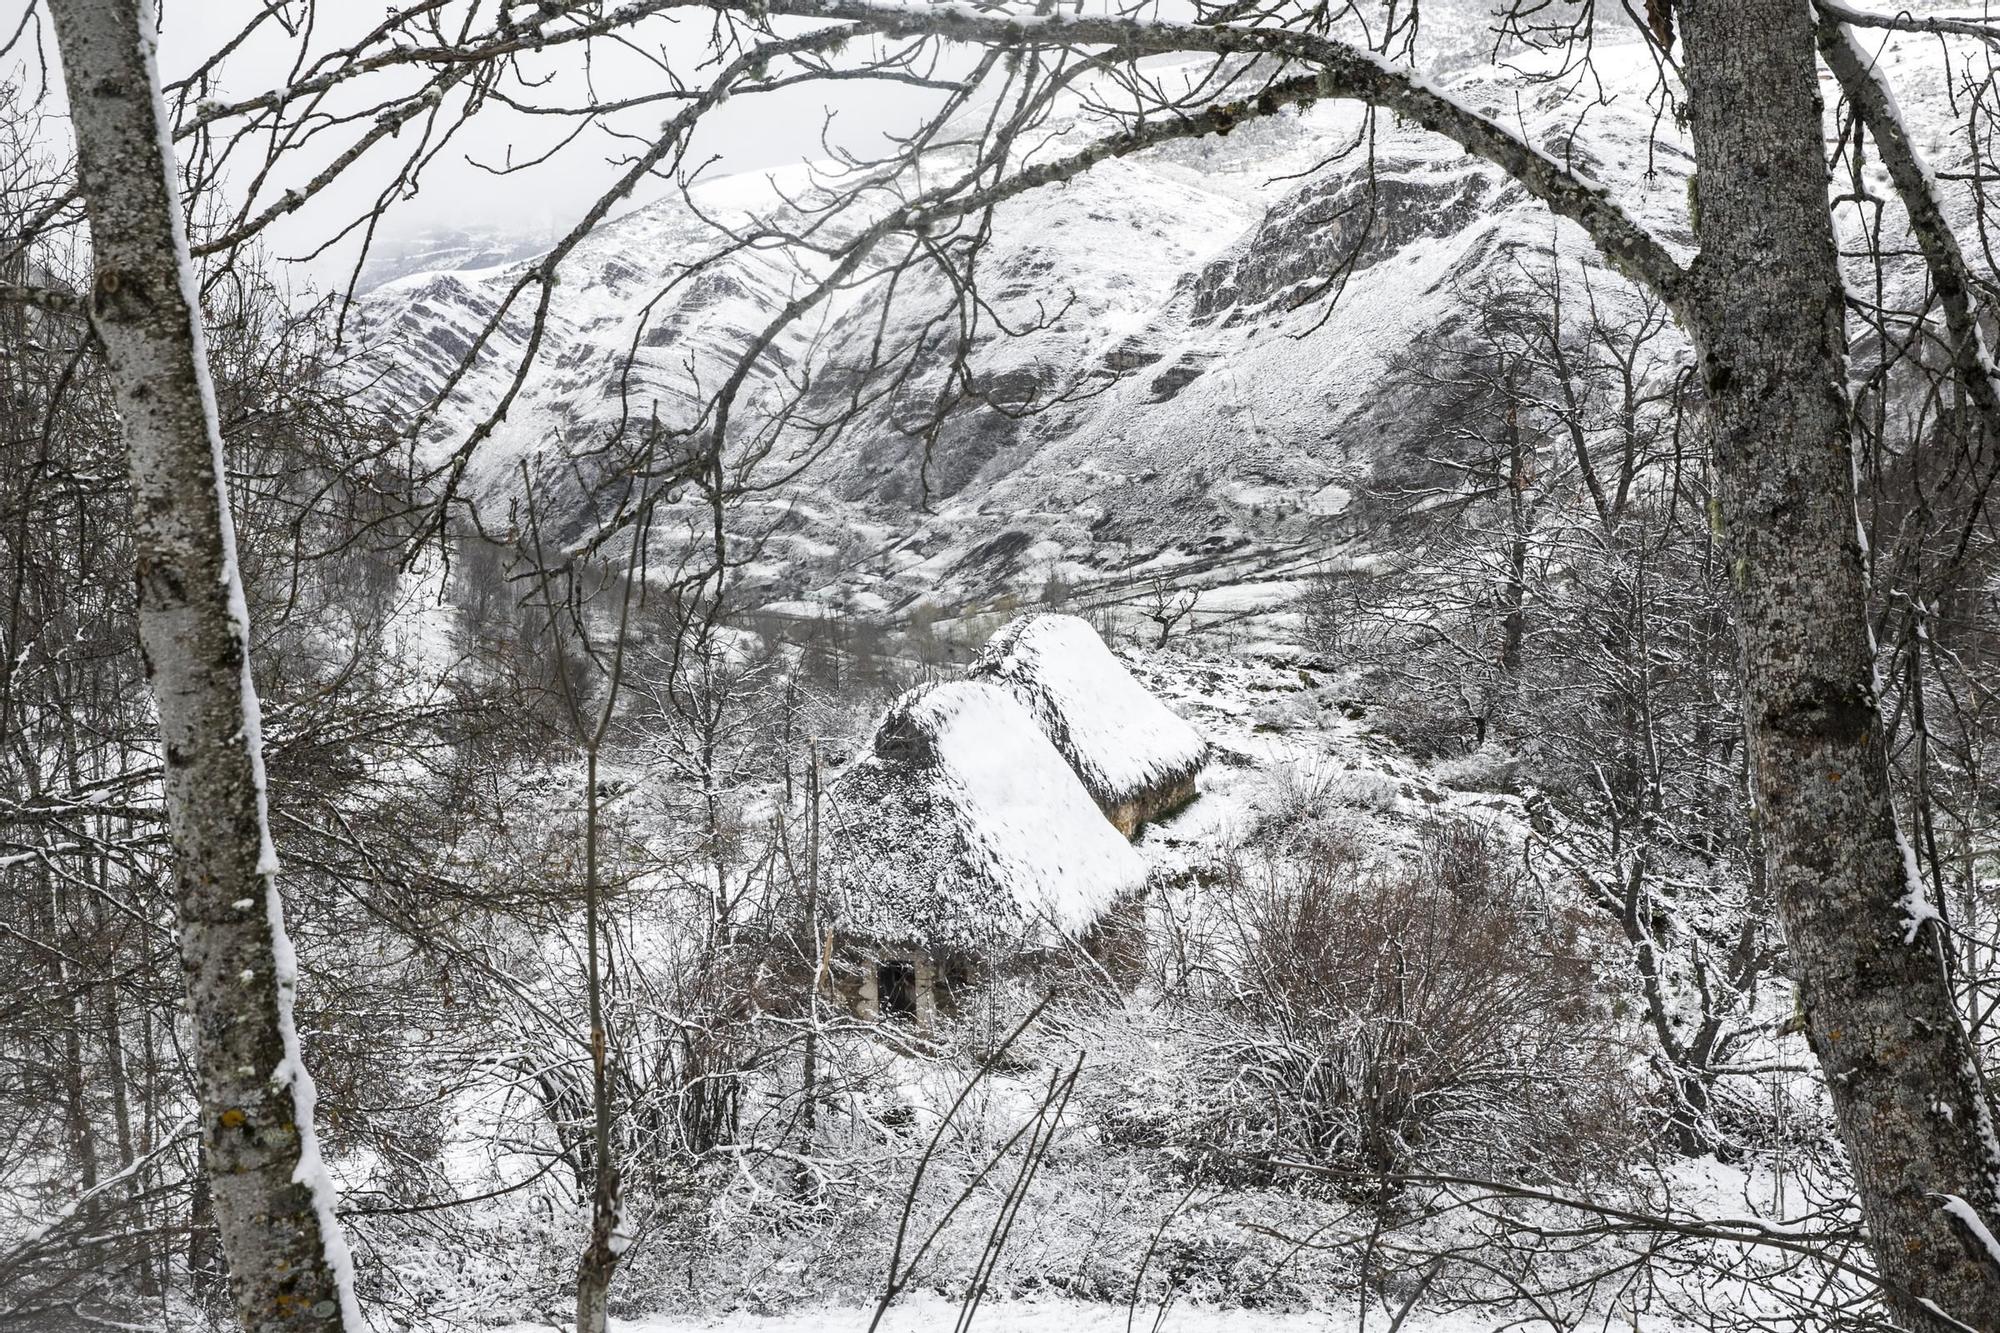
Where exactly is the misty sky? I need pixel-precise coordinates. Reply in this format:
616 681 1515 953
4 0 1585 290
5 0 961 288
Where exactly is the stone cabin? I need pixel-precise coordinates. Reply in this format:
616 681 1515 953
820 680 1152 1023
818 615 1209 1023
971 613 1209 835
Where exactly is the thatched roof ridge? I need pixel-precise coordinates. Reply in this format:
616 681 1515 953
823 680 1149 955
970 613 1208 812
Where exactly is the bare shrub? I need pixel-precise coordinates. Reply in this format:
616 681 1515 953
1200 818 1644 1189
1294 564 1367 662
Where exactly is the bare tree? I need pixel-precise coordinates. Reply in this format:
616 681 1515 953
516 489 647 1333
1139 576 1201 649
43 0 354 1327
1676 4 2000 1323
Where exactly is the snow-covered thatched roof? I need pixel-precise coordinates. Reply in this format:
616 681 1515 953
971 614 1208 811
824 681 1150 954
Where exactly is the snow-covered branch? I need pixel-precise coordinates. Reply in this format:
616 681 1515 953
1817 13 2000 436
734 0 1692 311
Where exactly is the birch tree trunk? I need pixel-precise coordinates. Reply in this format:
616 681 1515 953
1679 0 2000 1324
46 1 356 1328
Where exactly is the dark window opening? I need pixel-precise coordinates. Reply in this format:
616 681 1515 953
879 960 918 1018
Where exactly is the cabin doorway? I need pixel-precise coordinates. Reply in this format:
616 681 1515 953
878 960 919 1018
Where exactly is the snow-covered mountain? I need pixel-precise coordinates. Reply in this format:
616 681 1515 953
354 32 1722 623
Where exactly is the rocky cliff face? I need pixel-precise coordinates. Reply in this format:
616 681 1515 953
356 34 1711 622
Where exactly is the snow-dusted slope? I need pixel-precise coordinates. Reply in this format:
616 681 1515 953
356 32 1707 610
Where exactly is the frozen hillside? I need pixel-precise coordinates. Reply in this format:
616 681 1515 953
355 222 566 294
355 32 1701 619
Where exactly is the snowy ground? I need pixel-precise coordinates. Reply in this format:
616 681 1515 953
383 629 1811 1333
506 1294 1500 1333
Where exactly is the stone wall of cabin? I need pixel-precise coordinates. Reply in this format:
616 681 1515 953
1102 770 1199 838
829 944 980 1026
822 898 1151 1029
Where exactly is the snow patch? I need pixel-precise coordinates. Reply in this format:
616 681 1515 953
1938 1193 2000 1270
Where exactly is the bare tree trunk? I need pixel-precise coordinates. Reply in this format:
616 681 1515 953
802 739 822 1147
1498 371 1529 681
188 1149 224 1308
46 1 355 1328
575 742 622 1333
519 471 643 1333
102 968 158 1296
1681 0 2000 1324
45 869 101 1198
